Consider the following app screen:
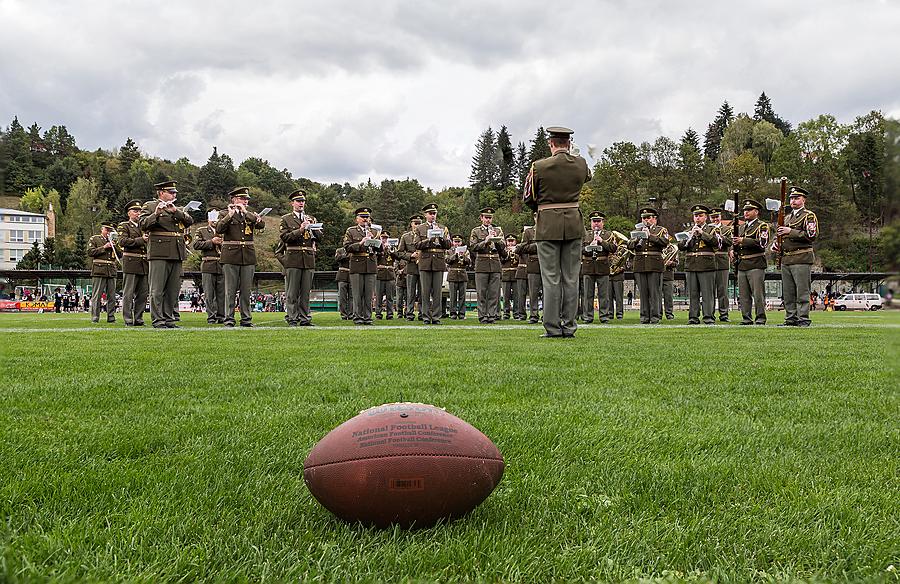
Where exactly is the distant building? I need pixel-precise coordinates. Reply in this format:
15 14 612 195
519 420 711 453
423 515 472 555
0 208 48 269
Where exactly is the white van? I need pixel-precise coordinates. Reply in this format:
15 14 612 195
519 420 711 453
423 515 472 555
833 293 883 311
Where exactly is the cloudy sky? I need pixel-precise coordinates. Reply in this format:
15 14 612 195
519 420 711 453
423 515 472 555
1 0 897 189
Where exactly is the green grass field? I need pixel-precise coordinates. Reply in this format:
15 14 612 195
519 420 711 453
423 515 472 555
1 310 897 582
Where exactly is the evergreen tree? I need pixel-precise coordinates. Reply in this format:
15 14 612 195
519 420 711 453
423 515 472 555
72 229 87 269
514 141 528 191
119 137 141 171
1 116 34 193
495 126 514 190
43 125 77 158
16 242 42 269
702 101 734 161
677 128 703 205
198 147 239 200
42 237 57 267
753 92 792 135
528 127 551 165
469 127 497 194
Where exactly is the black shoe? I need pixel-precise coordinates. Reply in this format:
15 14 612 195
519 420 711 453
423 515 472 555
91 319 99 323
125 322 134 327
665 315 675 320
540 333 563 338
167 324 181 329
797 322 811 327
562 333 575 338
240 323 254 328
135 321 145 326
224 322 235 327
777 322 797 327
406 317 415 322
376 314 383 319
502 315 510 320
288 322 298 327
423 319 432 325
432 320 441 325
386 316 393 320
755 322 766 326
299 322 315 327
528 318 539 324
600 319 609 324
739 322 753 326
363 321 373 326
688 320 700 325
719 316 730 322
417 315 423 321
649 320 660 324
582 319 593 324
107 319 116 323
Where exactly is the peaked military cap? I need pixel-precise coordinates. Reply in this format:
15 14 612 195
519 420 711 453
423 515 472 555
410 214 424 222
505 234 518 241
355 207 372 217
589 211 606 220
289 189 306 201
100 220 116 228
451 234 463 240
691 204 711 215
125 199 142 211
422 203 438 213
380 230 391 237
228 186 251 198
789 185 809 198
639 207 659 218
709 207 723 216
154 180 177 192
547 126 574 138
480 207 495 216
742 199 763 211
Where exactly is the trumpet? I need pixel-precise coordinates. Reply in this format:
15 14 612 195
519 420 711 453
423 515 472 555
107 231 122 263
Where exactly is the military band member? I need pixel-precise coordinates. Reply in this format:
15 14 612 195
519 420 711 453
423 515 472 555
516 215 542 324
217 186 265 327
661 242 678 320
580 211 616 324
397 214 423 321
513 237 528 320
734 198 770 325
469 207 506 324
627 207 668 324
140 180 193 328
609 257 626 320
193 207 225 324
334 247 352 320
395 257 408 317
280 189 319 327
500 234 519 320
709 208 733 322
774 186 818 327
375 232 398 319
414 203 451 324
87 221 120 323
678 204 718 325
343 207 378 325
118 200 149 326
446 235 470 319
523 126 590 338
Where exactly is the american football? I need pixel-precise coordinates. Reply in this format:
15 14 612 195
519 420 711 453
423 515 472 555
304 403 505 528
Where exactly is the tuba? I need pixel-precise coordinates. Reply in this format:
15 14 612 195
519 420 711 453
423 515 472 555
662 243 678 264
609 245 634 276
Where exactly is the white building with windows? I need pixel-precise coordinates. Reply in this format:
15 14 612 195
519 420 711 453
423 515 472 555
0 208 48 269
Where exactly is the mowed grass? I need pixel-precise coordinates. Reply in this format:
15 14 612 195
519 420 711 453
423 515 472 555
0 310 897 582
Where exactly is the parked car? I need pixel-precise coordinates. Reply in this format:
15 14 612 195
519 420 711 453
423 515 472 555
833 293 883 311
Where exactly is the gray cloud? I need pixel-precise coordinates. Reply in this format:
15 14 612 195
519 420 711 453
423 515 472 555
1 0 897 189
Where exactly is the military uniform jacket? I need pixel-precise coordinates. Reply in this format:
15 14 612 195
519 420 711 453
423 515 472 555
778 208 818 266
396 231 419 276
523 151 590 241
117 220 148 275
215 210 264 266
501 249 519 282
735 219 770 271
88 234 120 277
414 222 451 271
582 229 617 276
193 225 223 275
139 199 194 261
627 225 669 272
678 224 718 272
376 247 398 281
279 212 318 270
396 258 408 286
342 225 378 274
516 227 540 274
469 225 507 273
334 247 350 282
446 251 470 283
515 253 527 280
712 223 734 270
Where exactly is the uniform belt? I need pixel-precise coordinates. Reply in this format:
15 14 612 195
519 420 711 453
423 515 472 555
715 251 729 255
502 267 517 271
636 251 662 256
478 253 500 258
93 259 115 264
537 201 579 211
784 248 813 256
122 252 146 258
517 264 527 268
351 252 371 257
423 248 443 252
377 265 394 269
222 241 255 246
686 252 715 256
338 267 350 272
740 252 765 259
286 246 315 251
151 231 183 237
201 255 220 261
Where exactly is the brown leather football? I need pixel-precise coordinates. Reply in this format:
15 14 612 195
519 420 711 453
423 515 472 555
304 403 504 528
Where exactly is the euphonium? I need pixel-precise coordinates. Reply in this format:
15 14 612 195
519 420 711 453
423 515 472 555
662 243 678 264
609 245 634 276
